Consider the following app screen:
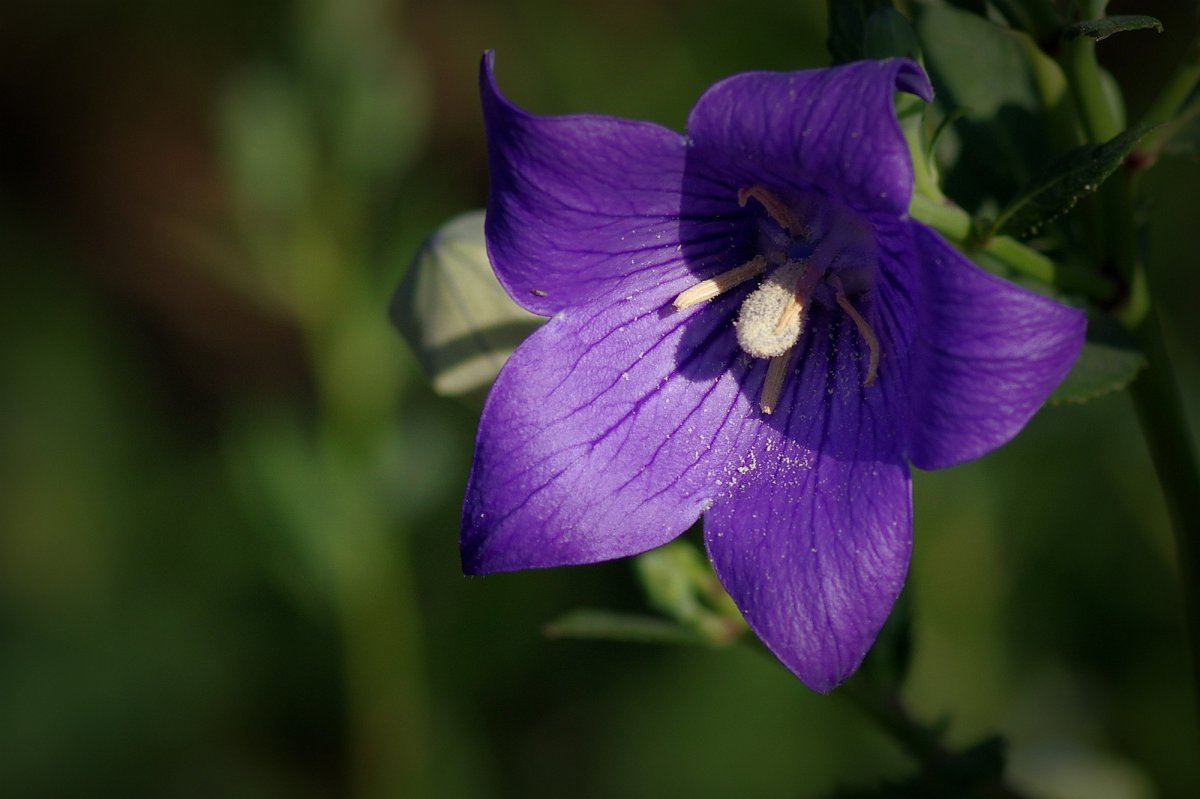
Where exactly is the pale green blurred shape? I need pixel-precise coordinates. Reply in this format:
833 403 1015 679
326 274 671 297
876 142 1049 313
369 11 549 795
392 210 543 398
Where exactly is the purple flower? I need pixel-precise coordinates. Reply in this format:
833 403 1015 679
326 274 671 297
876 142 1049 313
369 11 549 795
462 52 1085 692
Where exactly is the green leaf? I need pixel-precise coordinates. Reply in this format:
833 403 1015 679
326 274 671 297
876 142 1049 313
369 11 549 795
988 122 1157 238
1050 317 1146 405
1064 15 1163 43
543 609 708 646
390 210 543 397
826 0 894 64
915 4 1069 213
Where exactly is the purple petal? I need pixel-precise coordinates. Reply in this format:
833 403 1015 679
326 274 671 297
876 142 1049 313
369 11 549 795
704 312 913 693
461 277 764 574
686 59 932 216
481 52 734 317
902 223 1086 470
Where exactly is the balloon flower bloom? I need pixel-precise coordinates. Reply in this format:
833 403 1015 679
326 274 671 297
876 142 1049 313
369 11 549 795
461 52 1085 691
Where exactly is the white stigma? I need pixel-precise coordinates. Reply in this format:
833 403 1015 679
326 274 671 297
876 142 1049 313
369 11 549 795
735 261 807 358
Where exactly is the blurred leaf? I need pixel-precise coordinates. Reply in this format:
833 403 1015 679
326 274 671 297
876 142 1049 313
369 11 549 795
391 210 543 397
988 122 1157 238
544 609 708 645
291 0 429 186
224 410 343 608
863 8 921 61
916 5 1043 118
328 47 431 190
1050 317 1146 405
827 0 894 64
1064 15 1162 42
916 4 1067 212
220 66 317 220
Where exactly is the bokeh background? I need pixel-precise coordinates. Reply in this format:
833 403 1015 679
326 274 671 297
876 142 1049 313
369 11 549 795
2 0 1198 797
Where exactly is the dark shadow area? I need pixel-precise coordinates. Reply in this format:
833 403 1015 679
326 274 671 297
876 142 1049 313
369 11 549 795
938 103 1051 216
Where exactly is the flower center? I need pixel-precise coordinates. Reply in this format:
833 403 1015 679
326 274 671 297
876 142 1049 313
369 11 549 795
672 185 881 414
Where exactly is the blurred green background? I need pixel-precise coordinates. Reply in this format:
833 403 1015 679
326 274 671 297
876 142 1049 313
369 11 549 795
1 0 1198 797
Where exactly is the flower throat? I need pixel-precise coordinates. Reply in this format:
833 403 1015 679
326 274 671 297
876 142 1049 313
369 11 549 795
672 186 881 414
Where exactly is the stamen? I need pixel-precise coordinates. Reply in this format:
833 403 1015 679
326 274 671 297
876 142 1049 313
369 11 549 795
759 348 794 415
829 274 880 387
738 185 800 234
672 256 767 311
774 294 805 336
773 260 828 335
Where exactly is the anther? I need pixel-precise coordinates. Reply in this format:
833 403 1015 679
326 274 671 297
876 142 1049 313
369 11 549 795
672 256 767 311
829 274 880 387
772 260 828 335
759 349 794 415
738 185 801 234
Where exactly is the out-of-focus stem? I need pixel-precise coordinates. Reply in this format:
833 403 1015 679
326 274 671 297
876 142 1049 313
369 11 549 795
333 520 431 799
1128 311 1200 726
1143 67 1200 127
909 194 1117 301
840 676 1032 799
900 96 944 204
1063 18 1200 728
306 264 432 799
1063 37 1123 143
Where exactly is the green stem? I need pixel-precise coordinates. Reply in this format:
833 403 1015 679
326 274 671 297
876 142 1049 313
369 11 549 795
909 194 1117 301
1056 6 1145 314
306 266 433 799
839 675 1033 799
900 96 944 204
326 509 432 799
1063 37 1122 143
1128 311 1200 725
